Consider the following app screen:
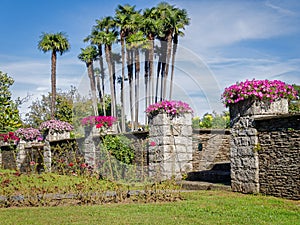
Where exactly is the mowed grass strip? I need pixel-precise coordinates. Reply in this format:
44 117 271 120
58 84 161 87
0 190 299 225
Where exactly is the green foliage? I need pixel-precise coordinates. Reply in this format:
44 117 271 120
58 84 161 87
0 71 22 133
101 135 134 165
25 87 91 128
289 84 300 113
192 111 230 129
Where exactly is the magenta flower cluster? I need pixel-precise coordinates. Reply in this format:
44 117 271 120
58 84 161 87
222 79 298 107
15 128 42 141
0 132 19 144
145 100 193 117
39 120 74 133
81 116 116 129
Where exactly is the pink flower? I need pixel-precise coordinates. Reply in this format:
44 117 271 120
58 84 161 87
150 141 156 147
30 161 36 166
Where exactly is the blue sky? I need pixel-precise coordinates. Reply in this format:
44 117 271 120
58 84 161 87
1 0 300 120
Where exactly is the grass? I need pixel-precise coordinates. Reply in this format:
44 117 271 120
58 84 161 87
0 191 299 225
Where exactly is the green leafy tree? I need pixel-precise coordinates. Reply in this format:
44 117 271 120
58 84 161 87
25 88 77 127
193 111 230 129
0 71 22 132
38 32 70 119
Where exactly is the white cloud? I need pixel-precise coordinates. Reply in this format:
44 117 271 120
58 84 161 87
181 0 298 49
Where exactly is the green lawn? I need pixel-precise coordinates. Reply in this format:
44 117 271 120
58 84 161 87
0 191 299 225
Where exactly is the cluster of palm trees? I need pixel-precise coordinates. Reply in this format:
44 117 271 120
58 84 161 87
38 2 190 132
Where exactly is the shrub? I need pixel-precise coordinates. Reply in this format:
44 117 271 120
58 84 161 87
101 135 134 165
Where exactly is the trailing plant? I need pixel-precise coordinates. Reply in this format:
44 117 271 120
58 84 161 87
222 79 298 107
146 100 193 118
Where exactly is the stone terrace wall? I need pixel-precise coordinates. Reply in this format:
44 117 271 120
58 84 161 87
255 114 300 200
192 129 230 171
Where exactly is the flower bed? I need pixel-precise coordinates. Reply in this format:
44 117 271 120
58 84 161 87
39 120 74 134
15 128 42 142
81 116 116 129
146 100 193 118
0 132 19 145
222 79 297 107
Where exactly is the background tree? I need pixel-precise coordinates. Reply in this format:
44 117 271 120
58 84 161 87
38 32 70 119
25 87 77 127
0 71 22 133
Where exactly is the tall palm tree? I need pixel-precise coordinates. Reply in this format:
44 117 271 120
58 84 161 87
84 29 107 116
38 32 70 119
95 17 118 119
142 7 161 106
169 8 190 100
127 30 147 130
78 46 99 116
115 4 138 132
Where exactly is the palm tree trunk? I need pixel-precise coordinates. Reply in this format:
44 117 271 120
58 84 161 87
163 33 172 99
126 48 134 131
120 36 126 132
134 48 140 130
144 50 149 124
169 34 178 100
105 44 116 118
149 37 155 105
155 60 161 103
51 50 57 119
98 44 106 116
87 62 98 116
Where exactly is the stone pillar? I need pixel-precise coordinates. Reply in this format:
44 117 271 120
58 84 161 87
16 140 27 170
230 98 288 194
83 126 99 170
43 141 51 172
148 113 193 181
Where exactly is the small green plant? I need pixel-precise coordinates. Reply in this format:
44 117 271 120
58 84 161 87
254 143 262 152
101 135 134 165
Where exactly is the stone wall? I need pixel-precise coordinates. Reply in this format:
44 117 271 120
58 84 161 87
192 129 230 171
255 114 300 200
229 97 299 200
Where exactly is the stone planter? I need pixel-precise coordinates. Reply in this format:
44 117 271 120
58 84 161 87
229 98 288 122
45 130 70 142
148 113 193 181
84 126 100 137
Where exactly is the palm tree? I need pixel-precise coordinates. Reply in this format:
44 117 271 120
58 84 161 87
38 32 70 119
84 29 107 116
95 17 118 119
127 30 148 130
169 8 190 99
115 4 138 132
142 7 161 106
78 46 99 116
